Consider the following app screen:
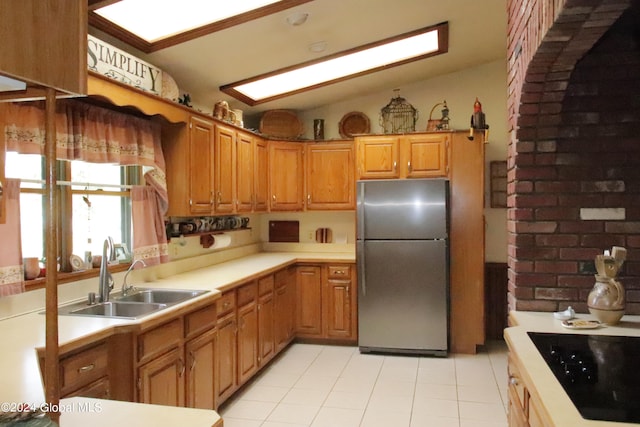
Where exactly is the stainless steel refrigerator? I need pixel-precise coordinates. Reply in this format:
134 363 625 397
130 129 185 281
357 179 449 356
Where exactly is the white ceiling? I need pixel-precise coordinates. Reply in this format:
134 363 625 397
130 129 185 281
91 0 508 117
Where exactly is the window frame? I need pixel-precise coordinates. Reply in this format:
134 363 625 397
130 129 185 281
7 154 141 290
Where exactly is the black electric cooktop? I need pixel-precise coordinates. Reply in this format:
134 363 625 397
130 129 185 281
528 332 640 424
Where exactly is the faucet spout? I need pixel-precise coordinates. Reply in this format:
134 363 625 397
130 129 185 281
98 238 115 303
122 259 146 295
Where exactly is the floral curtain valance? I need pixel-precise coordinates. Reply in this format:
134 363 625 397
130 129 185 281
5 100 161 167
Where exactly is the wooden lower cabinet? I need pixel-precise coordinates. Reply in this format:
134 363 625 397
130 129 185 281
296 265 323 337
216 309 238 404
507 353 553 427
185 328 217 409
135 302 218 410
324 265 356 339
237 283 259 384
258 275 276 366
275 267 296 352
296 263 357 342
138 347 185 407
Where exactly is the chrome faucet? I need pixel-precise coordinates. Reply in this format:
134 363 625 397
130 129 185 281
122 259 146 295
98 238 115 303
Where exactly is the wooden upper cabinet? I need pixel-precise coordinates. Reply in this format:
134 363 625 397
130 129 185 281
356 133 449 179
356 136 401 179
306 142 355 210
254 138 269 212
404 134 449 178
269 141 304 211
236 131 268 213
236 131 254 213
188 117 215 214
214 124 236 213
0 0 87 100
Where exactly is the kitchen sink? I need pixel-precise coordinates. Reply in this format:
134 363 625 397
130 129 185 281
55 301 167 319
51 288 209 319
113 288 208 304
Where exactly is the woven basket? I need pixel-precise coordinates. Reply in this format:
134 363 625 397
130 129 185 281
259 110 303 138
339 111 370 138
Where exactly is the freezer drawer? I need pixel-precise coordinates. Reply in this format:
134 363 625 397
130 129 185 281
357 239 448 354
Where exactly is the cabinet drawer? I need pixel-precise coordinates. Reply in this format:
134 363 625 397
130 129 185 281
185 303 217 339
217 291 237 317
237 282 257 306
137 318 182 364
328 265 351 279
508 355 527 412
258 275 274 296
65 376 110 399
60 342 108 394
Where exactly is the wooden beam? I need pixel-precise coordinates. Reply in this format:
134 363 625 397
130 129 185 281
44 87 60 423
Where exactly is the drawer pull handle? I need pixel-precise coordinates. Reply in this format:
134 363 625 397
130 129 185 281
78 364 95 373
335 270 345 275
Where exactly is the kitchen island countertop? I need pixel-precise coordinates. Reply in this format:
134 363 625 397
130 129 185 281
506 311 640 427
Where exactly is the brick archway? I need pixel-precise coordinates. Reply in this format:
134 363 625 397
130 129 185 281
507 0 635 312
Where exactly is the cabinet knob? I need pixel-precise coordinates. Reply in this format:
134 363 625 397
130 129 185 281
509 376 519 386
407 161 412 172
393 161 397 172
307 194 311 204
272 194 277 201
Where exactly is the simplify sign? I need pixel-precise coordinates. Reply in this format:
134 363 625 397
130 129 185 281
88 35 163 96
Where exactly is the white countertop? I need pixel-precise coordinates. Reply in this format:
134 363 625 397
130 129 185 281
0 251 354 425
506 311 640 427
58 397 221 427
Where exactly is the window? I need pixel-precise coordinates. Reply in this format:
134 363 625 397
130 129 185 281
5 152 138 274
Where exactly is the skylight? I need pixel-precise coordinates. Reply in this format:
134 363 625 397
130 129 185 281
94 0 284 42
221 22 449 106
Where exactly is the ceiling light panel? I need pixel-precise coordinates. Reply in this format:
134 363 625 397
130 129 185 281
95 0 283 42
222 22 448 106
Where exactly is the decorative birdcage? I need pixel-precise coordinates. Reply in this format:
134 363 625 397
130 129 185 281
379 89 419 134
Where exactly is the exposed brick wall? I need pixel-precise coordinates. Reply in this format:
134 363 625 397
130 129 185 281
507 0 638 313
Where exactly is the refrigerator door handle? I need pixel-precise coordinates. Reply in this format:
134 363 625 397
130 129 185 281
357 240 365 296
356 181 365 240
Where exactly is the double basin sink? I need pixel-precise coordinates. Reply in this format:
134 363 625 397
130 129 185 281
56 288 209 319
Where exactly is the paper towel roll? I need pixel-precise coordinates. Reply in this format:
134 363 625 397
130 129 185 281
212 233 232 249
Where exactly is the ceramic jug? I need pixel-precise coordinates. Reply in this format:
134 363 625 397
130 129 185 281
587 247 627 325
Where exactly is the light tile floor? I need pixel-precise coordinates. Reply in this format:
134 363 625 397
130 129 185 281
220 341 509 427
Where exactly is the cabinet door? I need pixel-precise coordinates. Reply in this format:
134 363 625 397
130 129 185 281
254 138 269 212
189 116 215 214
306 142 355 210
274 283 289 353
356 136 400 179
296 266 323 336
216 313 237 404
237 299 259 384
186 329 217 410
236 131 254 212
324 265 355 339
258 289 275 366
404 134 448 178
214 124 236 213
269 141 304 211
138 347 185 407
